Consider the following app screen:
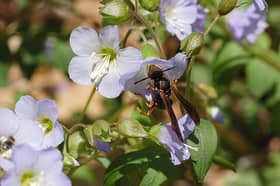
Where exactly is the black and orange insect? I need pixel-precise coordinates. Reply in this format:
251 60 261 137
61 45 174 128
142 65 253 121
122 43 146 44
135 65 200 141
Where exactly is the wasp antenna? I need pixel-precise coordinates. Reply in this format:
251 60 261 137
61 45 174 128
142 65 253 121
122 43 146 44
134 77 149 84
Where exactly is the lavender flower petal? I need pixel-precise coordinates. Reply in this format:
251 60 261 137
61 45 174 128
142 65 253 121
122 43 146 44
0 109 19 136
157 114 195 165
68 56 95 85
70 26 100 56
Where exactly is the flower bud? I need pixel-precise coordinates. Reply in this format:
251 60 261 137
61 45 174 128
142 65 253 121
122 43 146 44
100 0 130 25
139 0 160 11
218 0 237 16
83 120 111 146
180 32 204 57
208 106 224 123
67 131 88 158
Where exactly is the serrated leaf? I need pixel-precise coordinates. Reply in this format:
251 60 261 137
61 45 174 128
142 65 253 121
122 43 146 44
187 119 218 183
139 168 167 186
118 119 148 138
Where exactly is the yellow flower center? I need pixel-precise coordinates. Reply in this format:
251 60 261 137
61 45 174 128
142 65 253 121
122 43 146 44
39 116 53 135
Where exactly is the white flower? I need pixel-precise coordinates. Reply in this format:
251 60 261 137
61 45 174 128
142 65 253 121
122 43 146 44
0 145 71 186
0 108 44 157
159 0 205 40
68 26 143 98
15 95 64 149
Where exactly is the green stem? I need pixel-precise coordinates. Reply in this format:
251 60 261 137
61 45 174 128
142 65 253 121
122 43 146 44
80 85 96 122
124 1 166 59
185 57 195 97
120 28 133 48
204 14 221 37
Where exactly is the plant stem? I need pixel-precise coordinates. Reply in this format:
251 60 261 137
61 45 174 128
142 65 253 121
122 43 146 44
80 85 96 122
120 28 133 48
125 5 166 59
204 14 221 37
185 57 195 97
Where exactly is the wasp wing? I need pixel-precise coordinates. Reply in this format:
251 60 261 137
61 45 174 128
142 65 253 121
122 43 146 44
160 92 184 142
172 86 200 124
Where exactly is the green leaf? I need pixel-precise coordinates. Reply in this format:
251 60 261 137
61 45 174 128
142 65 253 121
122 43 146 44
118 119 148 138
246 59 278 98
105 146 183 186
71 164 95 184
139 168 167 186
213 155 236 172
212 42 248 92
225 170 262 186
187 119 218 183
0 63 10 87
191 64 212 84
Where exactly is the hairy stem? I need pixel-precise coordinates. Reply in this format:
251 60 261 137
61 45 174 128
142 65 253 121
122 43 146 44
204 14 221 36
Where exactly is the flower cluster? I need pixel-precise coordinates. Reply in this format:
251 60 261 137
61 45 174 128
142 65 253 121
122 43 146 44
65 0 268 167
0 95 70 186
226 0 268 44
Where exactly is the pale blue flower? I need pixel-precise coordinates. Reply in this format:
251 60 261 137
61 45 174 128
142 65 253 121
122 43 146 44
253 0 267 11
94 139 110 153
0 144 71 186
125 52 188 100
209 107 224 123
159 0 206 40
15 95 64 149
226 0 268 44
0 156 14 171
0 108 44 157
68 26 143 98
157 114 196 165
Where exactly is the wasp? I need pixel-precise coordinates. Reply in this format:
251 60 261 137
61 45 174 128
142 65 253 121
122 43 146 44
135 65 200 142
